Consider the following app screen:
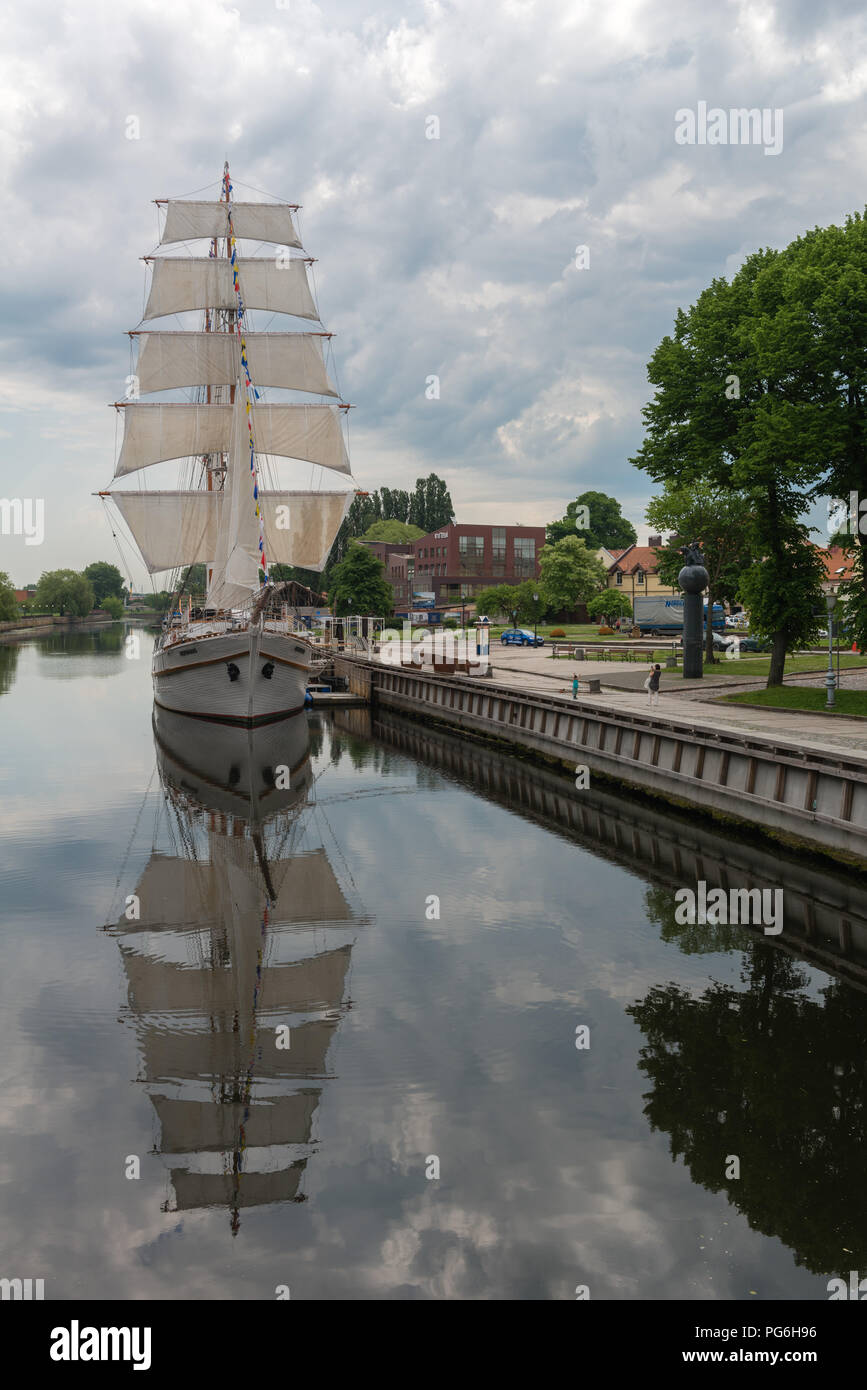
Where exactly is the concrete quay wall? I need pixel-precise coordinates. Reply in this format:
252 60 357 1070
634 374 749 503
332 656 867 863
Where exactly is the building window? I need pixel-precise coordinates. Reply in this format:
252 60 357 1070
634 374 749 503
615 571 623 585
513 536 535 578
637 570 645 585
492 527 505 563
458 534 485 574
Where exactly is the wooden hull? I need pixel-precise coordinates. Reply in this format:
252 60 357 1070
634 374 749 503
152 627 311 724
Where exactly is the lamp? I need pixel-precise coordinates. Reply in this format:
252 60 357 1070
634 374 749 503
825 592 836 709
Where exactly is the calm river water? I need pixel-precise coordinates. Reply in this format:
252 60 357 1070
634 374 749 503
1 624 865 1300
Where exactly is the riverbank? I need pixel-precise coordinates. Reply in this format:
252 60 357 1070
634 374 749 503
332 652 867 867
0 613 116 642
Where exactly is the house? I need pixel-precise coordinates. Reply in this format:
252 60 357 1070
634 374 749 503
818 544 855 597
599 537 679 607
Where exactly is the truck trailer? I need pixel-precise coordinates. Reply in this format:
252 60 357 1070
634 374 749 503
632 596 725 635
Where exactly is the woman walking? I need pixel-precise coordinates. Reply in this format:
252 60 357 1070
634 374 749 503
644 663 661 707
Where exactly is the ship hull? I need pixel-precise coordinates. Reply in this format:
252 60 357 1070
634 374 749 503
152 627 311 725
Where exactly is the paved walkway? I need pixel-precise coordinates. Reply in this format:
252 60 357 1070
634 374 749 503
482 648 867 760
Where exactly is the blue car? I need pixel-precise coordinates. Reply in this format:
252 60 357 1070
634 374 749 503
500 628 544 647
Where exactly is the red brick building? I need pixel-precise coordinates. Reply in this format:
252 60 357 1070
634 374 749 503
415 523 545 602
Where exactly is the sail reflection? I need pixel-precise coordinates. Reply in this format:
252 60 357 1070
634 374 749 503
111 707 363 1232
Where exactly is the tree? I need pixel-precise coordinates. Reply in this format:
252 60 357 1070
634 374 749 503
35 569 94 618
328 542 394 617
361 520 425 544
513 580 547 626
180 564 207 595
537 535 607 613
587 590 634 625
768 212 867 649
474 584 518 622
267 563 322 591
83 561 125 606
0 571 18 621
647 483 758 663
100 595 124 620
408 473 454 533
150 591 175 615
546 491 638 550
632 247 825 686
378 487 412 523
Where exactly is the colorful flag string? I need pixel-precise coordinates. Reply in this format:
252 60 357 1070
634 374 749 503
223 166 268 579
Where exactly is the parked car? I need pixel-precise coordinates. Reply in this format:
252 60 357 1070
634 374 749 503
724 613 748 628
500 628 545 647
738 635 772 652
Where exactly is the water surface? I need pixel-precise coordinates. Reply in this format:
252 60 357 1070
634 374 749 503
1 624 865 1300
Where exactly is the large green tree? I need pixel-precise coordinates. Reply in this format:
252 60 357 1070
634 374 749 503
35 569 94 617
0 571 18 621
646 483 758 663
83 561 125 605
328 542 394 617
632 247 825 686
537 535 607 613
546 491 638 551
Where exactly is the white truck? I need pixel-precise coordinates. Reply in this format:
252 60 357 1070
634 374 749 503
632 596 725 635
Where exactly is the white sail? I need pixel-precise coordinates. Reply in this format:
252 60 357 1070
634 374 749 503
134 331 337 395
207 390 264 610
115 403 350 478
111 491 219 572
153 1094 319 1154
161 200 302 248
144 257 317 320
121 943 352 1013
110 487 352 575
139 1017 339 1083
119 848 353 930
170 1165 305 1211
261 488 354 570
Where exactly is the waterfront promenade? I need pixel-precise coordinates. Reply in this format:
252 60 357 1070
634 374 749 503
484 644 867 759
333 646 867 862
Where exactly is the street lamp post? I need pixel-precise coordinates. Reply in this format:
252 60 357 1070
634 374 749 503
825 593 837 709
533 591 539 642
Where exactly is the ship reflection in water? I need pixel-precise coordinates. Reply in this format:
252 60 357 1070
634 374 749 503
109 707 365 1233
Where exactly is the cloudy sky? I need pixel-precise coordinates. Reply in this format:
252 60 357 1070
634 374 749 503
2 0 866 586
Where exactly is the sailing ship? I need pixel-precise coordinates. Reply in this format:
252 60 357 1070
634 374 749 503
109 708 364 1232
99 164 355 723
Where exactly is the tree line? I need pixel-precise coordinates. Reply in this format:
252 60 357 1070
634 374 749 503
0 562 128 622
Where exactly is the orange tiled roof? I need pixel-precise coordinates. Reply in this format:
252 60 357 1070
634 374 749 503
818 544 855 582
609 545 659 574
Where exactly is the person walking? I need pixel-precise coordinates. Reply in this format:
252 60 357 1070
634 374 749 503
572 673 579 699
644 663 661 707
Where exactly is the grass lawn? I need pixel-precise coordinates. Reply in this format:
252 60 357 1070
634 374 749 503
721 686 867 716
708 652 867 679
